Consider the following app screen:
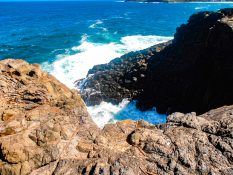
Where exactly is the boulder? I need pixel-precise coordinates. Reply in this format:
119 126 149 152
48 106 233 175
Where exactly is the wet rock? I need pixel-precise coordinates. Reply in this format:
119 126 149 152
76 42 170 106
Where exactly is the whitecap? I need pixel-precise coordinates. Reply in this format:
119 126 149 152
42 35 122 88
42 34 173 88
120 35 173 52
42 34 171 127
87 99 167 128
89 19 103 29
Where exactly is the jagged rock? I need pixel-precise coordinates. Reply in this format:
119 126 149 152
0 59 99 175
0 59 233 174
50 107 233 175
78 9 233 115
76 42 170 106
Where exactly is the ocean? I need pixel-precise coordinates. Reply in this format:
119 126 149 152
1 1 233 127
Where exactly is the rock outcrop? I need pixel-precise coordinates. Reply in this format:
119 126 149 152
0 59 99 174
77 42 170 106
0 59 233 174
78 8 233 115
52 106 233 175
137 8 233 114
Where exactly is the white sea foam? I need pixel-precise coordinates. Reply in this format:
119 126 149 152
195 7 206 10
89 19 103 29
87 100 127 128
120 35 173 51
89 20 108 32
88 99 167 128
42 34 172 88
42 34 171 127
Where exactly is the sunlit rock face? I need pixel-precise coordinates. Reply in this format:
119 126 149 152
0 59 99 175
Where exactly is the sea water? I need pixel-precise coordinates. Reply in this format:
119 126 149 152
1 1 232 127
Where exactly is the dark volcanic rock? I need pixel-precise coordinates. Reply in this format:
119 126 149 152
77 42 170 106
137 8 233 114
79 8 233 115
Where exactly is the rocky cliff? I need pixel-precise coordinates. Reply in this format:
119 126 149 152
0 59 233 174
78 8 233 115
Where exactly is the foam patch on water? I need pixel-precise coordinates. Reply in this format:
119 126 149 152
87 99 167 128
89 20 104 29
42 34 172 88
120 35 172 51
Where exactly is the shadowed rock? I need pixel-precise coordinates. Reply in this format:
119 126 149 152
78 8 233 115
76 42 171 106
137 8 233 114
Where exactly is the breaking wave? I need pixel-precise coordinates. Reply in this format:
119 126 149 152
42 33 172 127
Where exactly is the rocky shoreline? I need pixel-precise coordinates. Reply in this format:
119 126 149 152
0 59 232 175
76 41 171 106
0 8 233 175
78 8 233 115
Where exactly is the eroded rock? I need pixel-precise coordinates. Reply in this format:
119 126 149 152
0 59 99 175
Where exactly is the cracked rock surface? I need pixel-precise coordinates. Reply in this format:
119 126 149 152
0 59 99 175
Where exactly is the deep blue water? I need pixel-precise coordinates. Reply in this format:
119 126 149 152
0 1 233 126
1 1 232 64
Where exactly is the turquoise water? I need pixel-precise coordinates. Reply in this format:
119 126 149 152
1 1 232 64
1 1 233 126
